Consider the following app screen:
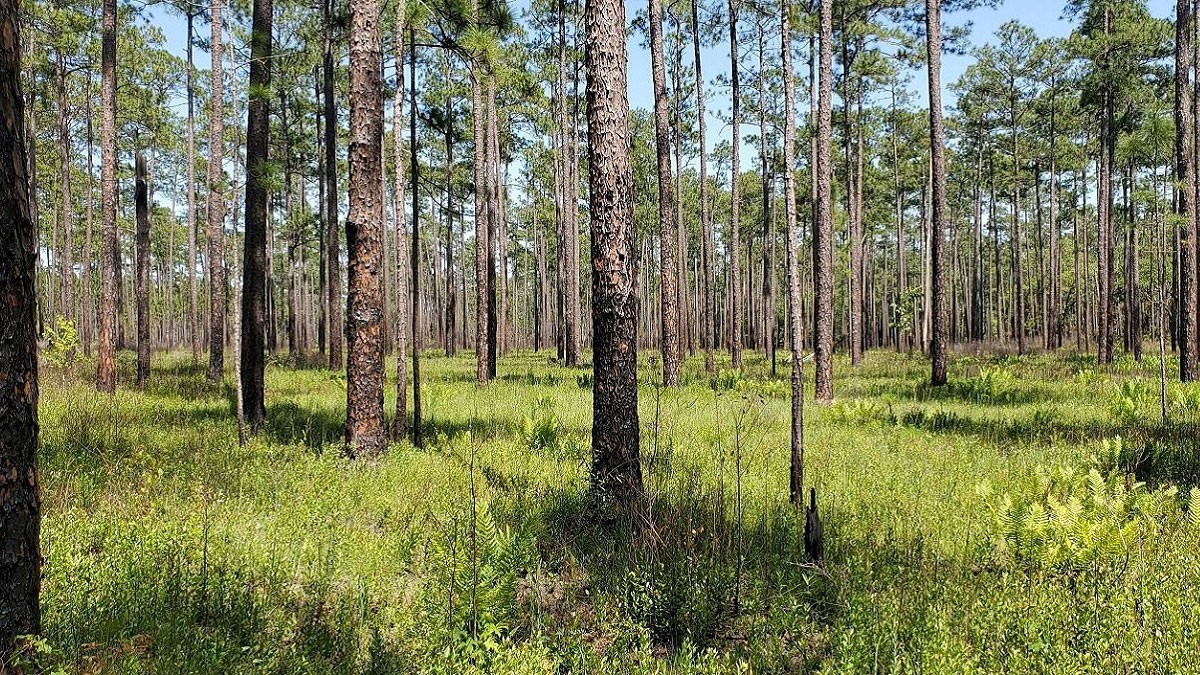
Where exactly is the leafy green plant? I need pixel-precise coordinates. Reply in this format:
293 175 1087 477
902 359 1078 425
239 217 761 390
1110 380 1153 426
520 398 569 458
829 399 893 426
42 315 79 368
950 366 1017 404
977 463 1181 571
709 369 744 393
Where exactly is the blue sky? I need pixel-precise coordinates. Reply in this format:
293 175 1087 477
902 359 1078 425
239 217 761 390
146 0 1175 161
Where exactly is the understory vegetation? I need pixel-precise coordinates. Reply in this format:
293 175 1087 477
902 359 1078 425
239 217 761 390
31 350 1200 673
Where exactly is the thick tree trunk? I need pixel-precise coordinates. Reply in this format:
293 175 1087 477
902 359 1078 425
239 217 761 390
241 0 272 430
586 0 642 504
927 0 948 386
0 1 41 649
97 0 118 392
345 0 386 456
206 0 226 382
135 152 150 387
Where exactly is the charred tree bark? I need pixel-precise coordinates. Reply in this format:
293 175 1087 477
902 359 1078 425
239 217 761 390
241 0 272 431
0 1 40 650
1178 0 1197 381
586 0 643 504
135 152 150 387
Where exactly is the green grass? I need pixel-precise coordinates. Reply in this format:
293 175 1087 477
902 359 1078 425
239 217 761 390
26 347 1200 673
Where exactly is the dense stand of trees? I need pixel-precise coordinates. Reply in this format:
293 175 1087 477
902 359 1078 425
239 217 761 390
9 0 1200 653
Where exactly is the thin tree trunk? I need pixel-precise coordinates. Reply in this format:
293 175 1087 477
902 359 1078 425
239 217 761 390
206 0 226 382
97 0 118 392
649 0 680 386
781 0 804 505
391 7 408 440
325 0 343 369
729 0 743 369
927 0 948 386
56 50 74 327
408 28 422 448
135 152 150 386
1178 0 1197 380
814 0 834 400
187 12 200 360
693 0 714 373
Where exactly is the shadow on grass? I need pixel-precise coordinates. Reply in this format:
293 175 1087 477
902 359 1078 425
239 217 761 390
489 467 842 662
896 406 1115 447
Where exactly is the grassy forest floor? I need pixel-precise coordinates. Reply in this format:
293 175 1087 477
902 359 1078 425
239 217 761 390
29 348 1200 673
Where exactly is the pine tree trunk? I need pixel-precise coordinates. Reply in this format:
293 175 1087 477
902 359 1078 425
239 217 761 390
586 0 642 504
56 50 74 327
206 0 226 382
649 0 680 386
391 13 407 438
0 2 42 648
186 12 200 361
240 0 271 430
781 0 804 505
408 28 422 448
692 0 714 373
927 0 948 386
473 58 489 384
97 0 118 392
135 152 151 387
324 0 343 370
1177 0 1197 380
486 75 500 380
813 0 834 400
728 0 743 370
345 0 386 456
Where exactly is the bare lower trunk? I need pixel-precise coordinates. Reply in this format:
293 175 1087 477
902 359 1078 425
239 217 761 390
240 0 272 431
206 0 226 382
135 152 150 386
345 0 386 456
0 3 42 648
586 0 642 503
